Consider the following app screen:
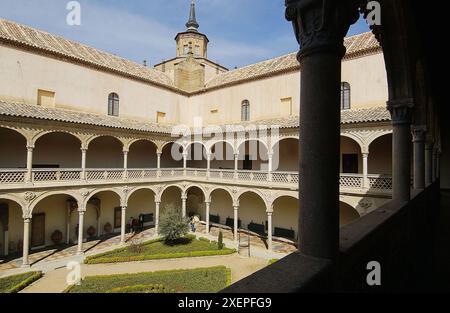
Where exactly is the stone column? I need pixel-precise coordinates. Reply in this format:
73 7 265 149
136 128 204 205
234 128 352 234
181 194 187 218
120 206 127 243
425 141 433 186
234 154 239 179
205 201 211 234
268 153 273 182
233 204 239 243
81 147 87 180
66 206 71 245
267 211 273 252
22 217 31 267
285 0 359 259
123 150 129 180
4 229 9 256
157 152 162 178
412 126 426 190
155 201 160 234
206 153 211 178
387 99 414 201
183 152 188 176
26 145 34 183
77 209 85 255
362 152 369 189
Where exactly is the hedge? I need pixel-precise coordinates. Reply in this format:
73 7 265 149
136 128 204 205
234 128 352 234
0 271 43 293
85 248 236 264
107 284 175 293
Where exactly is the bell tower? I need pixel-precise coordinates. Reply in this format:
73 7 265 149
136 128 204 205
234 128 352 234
175 0 209 59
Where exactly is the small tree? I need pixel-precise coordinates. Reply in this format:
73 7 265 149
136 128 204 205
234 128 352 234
218 231 224 250
159 203 190 243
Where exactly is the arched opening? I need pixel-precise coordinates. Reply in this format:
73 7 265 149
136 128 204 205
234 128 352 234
127 189 156 231
32 194 77 248
209 189 234 229
340 136 362 174
239 192 267 235
0 199 22 257
160 142 183 168
186 143 207 169
339 202 360 227
369 134 393 175
272 196 299 242
186 186 205 219
87 136 123 168
237 140 269 171
84 191 121 240
160 186 182 214
272 138 299 172
128 140 157 169
210 141 235 170
0 127 26 168
34 132 81 168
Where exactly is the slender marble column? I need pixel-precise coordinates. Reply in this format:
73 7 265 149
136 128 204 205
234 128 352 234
234 154 239 179
22 217 31 267
205 201 211 234
182 195 187 218
123 150 129 180
81 147 87 180
267 211 273 252
26 145 34 183
233 205 239 242
120 206 127 243
77 210 85 255
362 152 369 189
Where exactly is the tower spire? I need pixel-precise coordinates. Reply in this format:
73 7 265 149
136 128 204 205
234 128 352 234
186 0 199 32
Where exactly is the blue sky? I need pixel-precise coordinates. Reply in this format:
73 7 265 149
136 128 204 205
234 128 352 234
0 0 370 69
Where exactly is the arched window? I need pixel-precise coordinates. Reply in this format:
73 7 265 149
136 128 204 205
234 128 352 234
108 93 119 116
241 100 250 121
341 82 351 110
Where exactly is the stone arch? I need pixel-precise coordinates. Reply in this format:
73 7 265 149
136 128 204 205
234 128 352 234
271 195 299 241
236 189 269 209
160 141 184 168
83 188 121 208
0 125 29 142
236 139 270 171
32 130 82 146
29 191 81 213
206 139 236 155
341 133 365 153
339 201 360 227
86 135 124 168
86 135 124 148
158 184 184 202
126 186 158 203
272 137 300 172
127 139 158 168
126 138 158 151
340 135 364 174
367 133 393 175
236 138 269 155
33 131 83 168
206 186 234 203
0 126 28 168
208 140 236 170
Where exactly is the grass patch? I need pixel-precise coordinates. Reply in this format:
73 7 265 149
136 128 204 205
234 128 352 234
268 259 279 265
66 266 230 293
85 235 235 264
0 271 42 293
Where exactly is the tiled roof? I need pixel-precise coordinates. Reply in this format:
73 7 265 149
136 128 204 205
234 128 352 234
0 18 176 90
0 100 173 134
0 101 390 134
205 32 381 89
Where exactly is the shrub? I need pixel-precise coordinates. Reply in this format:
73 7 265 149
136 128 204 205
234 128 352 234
107 284 175 293
0 271 43 293
127 239 143 254
218 231 224 250
159 204 190 243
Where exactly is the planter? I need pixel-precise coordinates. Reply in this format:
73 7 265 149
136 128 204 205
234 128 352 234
51 230 63 245
104 222 112 234
87 226 96 238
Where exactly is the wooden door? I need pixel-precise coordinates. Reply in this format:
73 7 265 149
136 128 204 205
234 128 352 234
31 213 45 247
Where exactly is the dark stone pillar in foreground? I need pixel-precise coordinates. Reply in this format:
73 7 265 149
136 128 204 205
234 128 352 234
387 100 414 202
285 0 359 260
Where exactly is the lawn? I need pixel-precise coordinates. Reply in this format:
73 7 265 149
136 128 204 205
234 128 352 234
85 235 235 264
66 266 231 293
0 271 42 293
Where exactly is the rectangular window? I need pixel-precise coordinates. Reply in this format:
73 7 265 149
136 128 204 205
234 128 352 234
281 97 293 116
157 111 166 124
37 89 55 107
342 154 359 174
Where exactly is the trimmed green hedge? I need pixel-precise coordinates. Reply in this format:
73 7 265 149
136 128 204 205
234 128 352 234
107 284 175 293
66 266 230 293
85 236 236 264
268 259 279 265
0 271 43 293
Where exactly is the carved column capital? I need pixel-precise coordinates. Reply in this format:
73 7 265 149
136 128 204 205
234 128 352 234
387 98 414 125
411 125 427 143
285 0 360 60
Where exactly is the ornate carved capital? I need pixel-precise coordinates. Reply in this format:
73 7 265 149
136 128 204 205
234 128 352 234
386 98 414 125
411 125 427 143
285 0 360 60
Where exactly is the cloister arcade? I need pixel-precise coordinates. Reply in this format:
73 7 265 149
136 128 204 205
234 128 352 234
0 122 393 265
